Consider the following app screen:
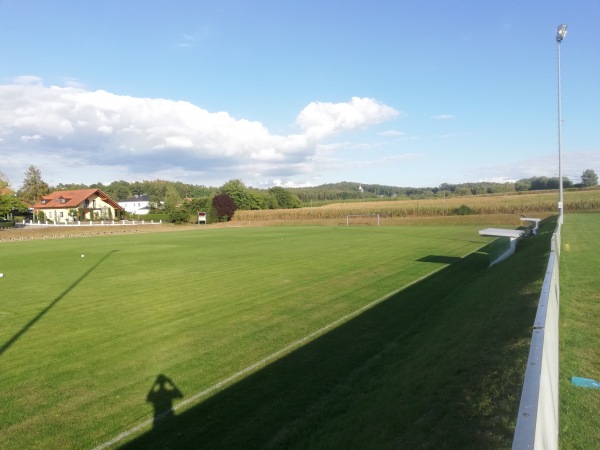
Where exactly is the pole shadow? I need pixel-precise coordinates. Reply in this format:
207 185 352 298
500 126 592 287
0 250 118 357
416 255 462 264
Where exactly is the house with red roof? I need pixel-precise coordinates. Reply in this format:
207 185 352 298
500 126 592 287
32 189 124 223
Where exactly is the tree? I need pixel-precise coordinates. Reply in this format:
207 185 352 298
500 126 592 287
53 182 89 191
163 186 182 211
220 179 262 210
514 179 531 192
563 177 574 189
19 165 50 203
0 171 9 189
142 180 168 201
268 187 302 209
190 185 215 198
163 186 188 223
547 177 573 189
454 187 471 196
581 169 598 187
130 181 145 196
529 176 547 190
0 194 28 219
105 180 131 201
185 196 214 222
212 193 237 221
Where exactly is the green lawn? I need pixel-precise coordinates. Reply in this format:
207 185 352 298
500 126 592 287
559 213 600 448
0 222 551 449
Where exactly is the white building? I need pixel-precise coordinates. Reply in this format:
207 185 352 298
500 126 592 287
119 194 151 215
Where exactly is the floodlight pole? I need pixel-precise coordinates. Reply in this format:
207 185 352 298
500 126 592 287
556 24 567 224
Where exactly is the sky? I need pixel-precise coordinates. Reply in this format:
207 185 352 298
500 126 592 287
0 0 599 190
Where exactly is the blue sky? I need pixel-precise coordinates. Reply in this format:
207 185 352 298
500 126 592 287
1 0 598 189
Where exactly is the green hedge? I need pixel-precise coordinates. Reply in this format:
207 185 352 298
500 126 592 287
137 213 169 222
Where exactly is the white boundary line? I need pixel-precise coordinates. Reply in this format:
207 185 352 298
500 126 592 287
93 245 484 449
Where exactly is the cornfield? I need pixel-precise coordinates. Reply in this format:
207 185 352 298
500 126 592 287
232 189 600 222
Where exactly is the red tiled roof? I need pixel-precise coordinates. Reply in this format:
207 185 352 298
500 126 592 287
32 189 124 210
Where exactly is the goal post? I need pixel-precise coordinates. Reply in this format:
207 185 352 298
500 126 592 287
346 214 381 226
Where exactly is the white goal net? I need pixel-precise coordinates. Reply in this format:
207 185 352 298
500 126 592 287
346 214 381 226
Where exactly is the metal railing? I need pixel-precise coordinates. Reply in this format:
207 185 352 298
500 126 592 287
512 222 561 450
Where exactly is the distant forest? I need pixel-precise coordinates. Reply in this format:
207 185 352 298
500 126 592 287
2 166 598 223
46 173 596 211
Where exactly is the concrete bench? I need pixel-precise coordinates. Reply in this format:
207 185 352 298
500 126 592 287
520 217 542 230
479 228 525 266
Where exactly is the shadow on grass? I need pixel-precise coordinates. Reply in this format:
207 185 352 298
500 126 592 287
417 255 462 264
0 250 118 358
147 374 184 428
118 220 555 450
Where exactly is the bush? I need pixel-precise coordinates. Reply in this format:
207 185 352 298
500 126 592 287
139 214 169 222
167 209 190 224
452 205 477 215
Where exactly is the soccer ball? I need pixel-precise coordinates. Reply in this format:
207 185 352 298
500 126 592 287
81 254 85 258
0 273 4 277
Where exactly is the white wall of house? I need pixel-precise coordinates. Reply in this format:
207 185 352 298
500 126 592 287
119 195 151 215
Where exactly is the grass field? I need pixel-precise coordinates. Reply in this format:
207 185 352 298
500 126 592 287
0 220 553 449
559 213 600 448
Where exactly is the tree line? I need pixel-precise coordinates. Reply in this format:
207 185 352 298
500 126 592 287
1 166 598 223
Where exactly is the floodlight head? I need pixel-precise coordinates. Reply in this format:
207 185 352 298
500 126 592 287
556 24 568 42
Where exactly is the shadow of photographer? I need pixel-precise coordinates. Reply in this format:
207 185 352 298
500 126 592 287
146 374 183 428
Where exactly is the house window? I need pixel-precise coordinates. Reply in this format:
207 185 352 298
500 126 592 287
60 212 64 217
60 198 66 204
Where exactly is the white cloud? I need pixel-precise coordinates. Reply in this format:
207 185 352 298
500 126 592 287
378 130 405 136
20 134 43 142
432 114 454 120
296 97 399 140
13 75 43 85
0 79 399 187
176 34 196 48
63 77 87 89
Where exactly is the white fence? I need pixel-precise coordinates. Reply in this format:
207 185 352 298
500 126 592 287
512 221 562 450
19 219 162 227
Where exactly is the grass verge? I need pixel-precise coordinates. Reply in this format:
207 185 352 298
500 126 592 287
559 213 600 448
